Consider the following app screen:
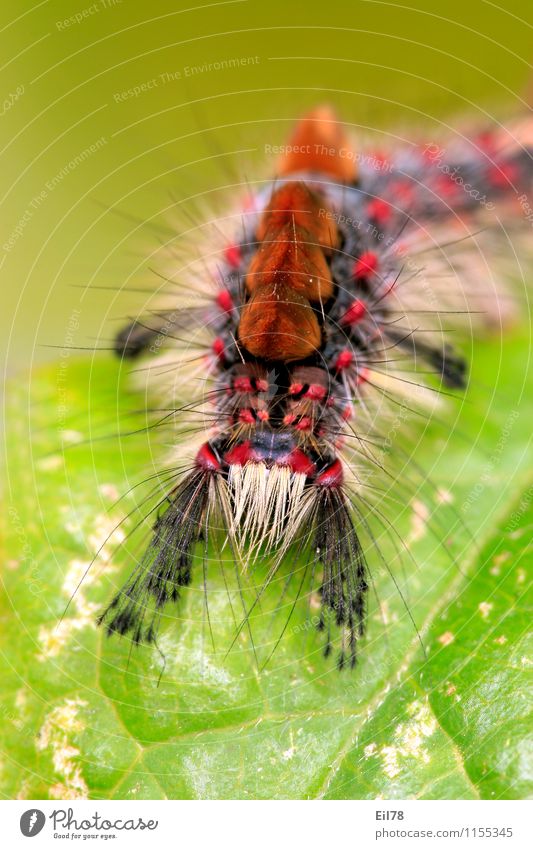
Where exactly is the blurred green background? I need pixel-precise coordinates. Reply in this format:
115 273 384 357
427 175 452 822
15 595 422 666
1 0 532 376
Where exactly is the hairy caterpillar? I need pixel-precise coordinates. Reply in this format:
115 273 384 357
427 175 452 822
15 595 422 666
97 106 532 670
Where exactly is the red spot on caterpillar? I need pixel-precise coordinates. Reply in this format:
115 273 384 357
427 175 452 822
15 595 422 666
238 409 255 424
295 416 313 431
233 375 253 393
283 413 297 425
224 244 241 268
435 175 456 198
315 458 343 488
476 130 497 152
335 350 354 370
212 338 225 360
255 378 269 392
367 198 391 224
196 443 222 472
341 299 367 325
289 382 304 395
488 162 519 188
304 383 327 401
257 410 269 422
287 449 316 476
276 105 357 182
353 251 378 280
216 290 234 313
224 441 253 466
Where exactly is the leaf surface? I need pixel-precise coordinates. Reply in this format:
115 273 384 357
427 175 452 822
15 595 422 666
1 331 532 800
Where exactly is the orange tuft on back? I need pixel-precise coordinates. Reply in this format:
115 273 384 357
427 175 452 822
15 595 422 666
246 222 333 303
238 164 344 362
257 182 338 251
238 282 321 362
277 106 357 182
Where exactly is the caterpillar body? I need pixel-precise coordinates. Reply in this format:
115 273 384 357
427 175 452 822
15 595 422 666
98 107 533 669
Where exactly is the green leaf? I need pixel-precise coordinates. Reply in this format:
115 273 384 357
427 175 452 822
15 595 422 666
1 329 532 800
